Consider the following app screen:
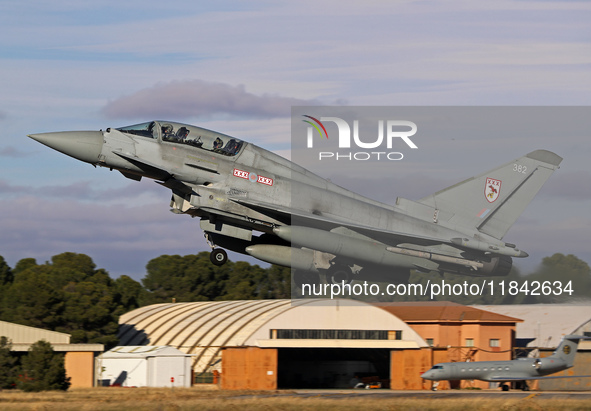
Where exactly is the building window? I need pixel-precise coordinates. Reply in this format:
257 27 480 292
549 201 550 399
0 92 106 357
194 372 214 384
489 339 500 347
272 329 396 340
388 330 402 340
426 338 434 346
465 338 474 347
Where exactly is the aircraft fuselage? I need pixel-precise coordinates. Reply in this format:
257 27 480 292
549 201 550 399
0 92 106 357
29 120 562 282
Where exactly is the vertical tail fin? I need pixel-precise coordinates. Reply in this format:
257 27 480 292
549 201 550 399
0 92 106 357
419 150 562 240
549 335 583 368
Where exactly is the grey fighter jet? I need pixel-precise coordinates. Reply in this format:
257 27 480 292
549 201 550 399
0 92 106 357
421 335 589 391
29 120 561 285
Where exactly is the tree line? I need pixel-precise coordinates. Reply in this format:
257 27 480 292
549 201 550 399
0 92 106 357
0 252 291 349
0 250 589 351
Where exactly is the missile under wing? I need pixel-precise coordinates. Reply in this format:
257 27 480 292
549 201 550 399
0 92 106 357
28 120 562 285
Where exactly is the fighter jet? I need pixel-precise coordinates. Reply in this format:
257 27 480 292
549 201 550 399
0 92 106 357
421 335 588 391
28 120 562 285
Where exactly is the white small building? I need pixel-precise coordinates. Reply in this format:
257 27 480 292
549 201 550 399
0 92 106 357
97 346 192 387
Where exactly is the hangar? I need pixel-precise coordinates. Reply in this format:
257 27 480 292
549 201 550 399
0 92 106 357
118 299 430 389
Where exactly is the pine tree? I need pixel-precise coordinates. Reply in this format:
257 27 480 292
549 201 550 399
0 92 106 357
0 336 17 389
19 340 70 392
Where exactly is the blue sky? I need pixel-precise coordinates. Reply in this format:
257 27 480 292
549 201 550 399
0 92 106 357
1 1 590 280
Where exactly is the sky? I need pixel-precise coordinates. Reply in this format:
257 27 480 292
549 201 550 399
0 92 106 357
1 1 590 281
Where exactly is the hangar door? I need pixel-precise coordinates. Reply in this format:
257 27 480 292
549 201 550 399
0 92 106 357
277 348 390 389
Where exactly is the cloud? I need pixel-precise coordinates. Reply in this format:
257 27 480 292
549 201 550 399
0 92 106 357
0 194 206 279
508 215 591 272
102 80 321 120
0 179 164 202
0 180 26 195
543 171 591 200
0 146 32 158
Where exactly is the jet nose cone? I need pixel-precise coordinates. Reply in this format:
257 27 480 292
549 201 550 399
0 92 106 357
421 371 433 380
28 131 104 164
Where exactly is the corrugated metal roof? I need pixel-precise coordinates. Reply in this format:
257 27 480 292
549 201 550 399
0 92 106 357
0 321 103 352
119 300 296 348
0 320 70 344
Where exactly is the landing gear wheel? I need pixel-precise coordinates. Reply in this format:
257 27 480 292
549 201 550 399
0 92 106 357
501 383 510 391
326 264 352 284
210 248 228 266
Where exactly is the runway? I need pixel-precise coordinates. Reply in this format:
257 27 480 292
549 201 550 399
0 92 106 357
241 389 591 401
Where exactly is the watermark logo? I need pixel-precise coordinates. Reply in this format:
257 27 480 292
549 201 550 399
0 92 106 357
302 115 329 144
303 115 418 161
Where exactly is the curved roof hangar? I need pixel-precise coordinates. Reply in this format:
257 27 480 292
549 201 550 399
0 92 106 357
118 299 427 373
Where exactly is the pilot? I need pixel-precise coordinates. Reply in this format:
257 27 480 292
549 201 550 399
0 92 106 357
213 137 223 151
161 124 175 141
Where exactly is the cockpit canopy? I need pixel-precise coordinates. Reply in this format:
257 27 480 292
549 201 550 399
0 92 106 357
116 121 244 157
